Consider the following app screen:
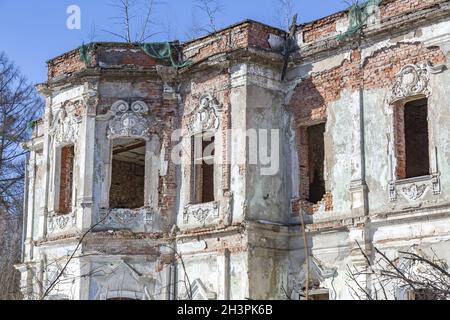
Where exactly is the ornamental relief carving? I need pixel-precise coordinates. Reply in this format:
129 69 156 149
96 208 160 233
183 201 219 224
49 108 82 146
389 63 431 104
47 212 77 234
107 100 154 140
389 173 441 202
186 94 222 135
401 184 427 201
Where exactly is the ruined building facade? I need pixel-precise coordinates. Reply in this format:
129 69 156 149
17 0 450 300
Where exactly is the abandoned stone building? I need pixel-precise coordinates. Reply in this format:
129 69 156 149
17 0 450 300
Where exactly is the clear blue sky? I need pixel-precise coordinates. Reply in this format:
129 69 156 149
0 0 348 85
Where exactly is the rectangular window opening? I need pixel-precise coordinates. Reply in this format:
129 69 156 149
192 134 215 204
404 98 430 179
307 123 326 204
58 145 75 215
109 138 146 209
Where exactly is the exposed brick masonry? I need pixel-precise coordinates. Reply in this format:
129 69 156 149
380 0 444 20
109 159 145 209
302 12 341 43
48 44 162 80
58 145 74 215
299 0 444 44
289 42 445 215
184 21 285 64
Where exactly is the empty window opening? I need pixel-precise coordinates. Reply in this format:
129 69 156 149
109 138 146 209
192 134 215 204
404 98 430 178
307 123 326 204
58 145 75 215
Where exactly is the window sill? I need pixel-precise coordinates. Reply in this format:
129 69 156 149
395 175 433 185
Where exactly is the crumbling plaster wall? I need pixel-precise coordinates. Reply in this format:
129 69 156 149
93 79 177 231
45 84 88 233
176 230 248 300
177 69 231 230
288 24 448 219
284 0 450 299
287 52 358 219
20 1 450 300
361 41 448 215
87 256 166 300
33 242 83 300
244 63 292 224
229 64 248 225
175 60 292 299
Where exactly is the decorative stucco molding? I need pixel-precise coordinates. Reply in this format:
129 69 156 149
431 173 441 195
183 201 219 224
186 94 222 135
401 184 427 201
389 173 441 202
49 108 82 146
108 100 153 140
389 63 431 104
98 208 157 232
47 212 77 234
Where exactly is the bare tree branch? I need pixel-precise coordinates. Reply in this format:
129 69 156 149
105 0 164 43
195 0 224 34
347 242 450 300
274 0 295 31
41 212 112 299
0 51 43 300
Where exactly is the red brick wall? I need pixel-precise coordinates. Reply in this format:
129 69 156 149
183 22 284 64
159 126 177 218
363 43 445 88
298 0 444 44
393 103 406 179
290 43 444 119
183 25 249 63
380 0 443 20
247 23 285 50
109 159 145 209
302 13 343 43
288 50 360 125
96 45 160 69
48 49 86 80
48 44 165 80
221 93 231 192
97 81 165 116
58 145 74 215
293 115 332 215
